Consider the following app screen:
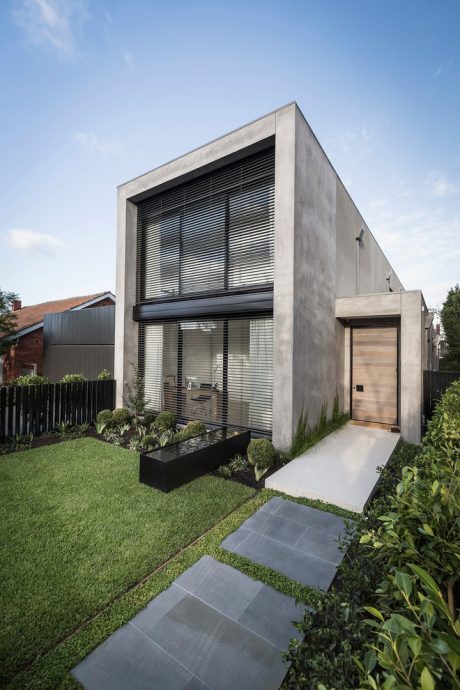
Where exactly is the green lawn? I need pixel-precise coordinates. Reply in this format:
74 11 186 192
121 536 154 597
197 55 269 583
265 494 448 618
0 437 253 685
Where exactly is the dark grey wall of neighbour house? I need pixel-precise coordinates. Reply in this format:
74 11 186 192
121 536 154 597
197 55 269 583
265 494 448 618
43 307 115 382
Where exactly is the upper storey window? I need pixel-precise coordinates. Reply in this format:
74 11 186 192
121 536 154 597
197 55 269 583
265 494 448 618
137 147 275 302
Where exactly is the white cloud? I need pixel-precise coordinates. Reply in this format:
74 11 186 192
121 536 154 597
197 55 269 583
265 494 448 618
4 228 63 255
425 171 458 198
369 198 387 209
330 119 384 158
12 0 87 59
74 131 123 155
121 47 134 67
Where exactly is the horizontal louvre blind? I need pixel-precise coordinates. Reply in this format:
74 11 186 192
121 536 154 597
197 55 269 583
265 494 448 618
139 316 273 434
137 148 275 302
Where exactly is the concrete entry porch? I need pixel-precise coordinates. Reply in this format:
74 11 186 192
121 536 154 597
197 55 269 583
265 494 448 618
265 423 400 513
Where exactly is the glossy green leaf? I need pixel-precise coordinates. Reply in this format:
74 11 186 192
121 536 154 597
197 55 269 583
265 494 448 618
421 666 435 690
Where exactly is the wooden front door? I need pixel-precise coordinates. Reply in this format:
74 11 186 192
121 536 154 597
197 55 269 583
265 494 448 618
351 326 398 425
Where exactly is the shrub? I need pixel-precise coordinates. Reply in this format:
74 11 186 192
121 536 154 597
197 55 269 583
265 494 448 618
126 365 149 422
8 433 34 452
217 464 232 478
247 438 277 480
355 379 460 688
153 410 176 432
111 408 133 427
12 374 50 386
141 434 157 451
60 373 87 383
96 409 113 430
283 442 421 689
181 420 207 439
97 369 113 380
228 454 249 473
103 430 123 446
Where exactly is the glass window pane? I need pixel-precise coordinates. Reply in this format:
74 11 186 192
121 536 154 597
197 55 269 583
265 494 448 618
228 184 274 288
181 198 225 294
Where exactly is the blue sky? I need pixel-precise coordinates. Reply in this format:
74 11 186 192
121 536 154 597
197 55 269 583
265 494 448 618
0 0 459 309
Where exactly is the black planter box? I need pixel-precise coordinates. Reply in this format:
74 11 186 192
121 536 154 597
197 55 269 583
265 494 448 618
140 428 251 492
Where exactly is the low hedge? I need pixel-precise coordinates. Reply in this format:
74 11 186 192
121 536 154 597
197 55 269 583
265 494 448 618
284 380 460 689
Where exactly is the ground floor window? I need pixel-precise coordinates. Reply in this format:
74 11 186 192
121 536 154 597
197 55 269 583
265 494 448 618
140 316 273 433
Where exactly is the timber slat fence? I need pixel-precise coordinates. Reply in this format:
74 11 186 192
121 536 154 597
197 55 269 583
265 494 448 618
423 369 460 426
0 380 115 442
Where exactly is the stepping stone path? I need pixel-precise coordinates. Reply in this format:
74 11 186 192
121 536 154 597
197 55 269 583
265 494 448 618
221 496 352 591
73 498 352 689
72 556 303 690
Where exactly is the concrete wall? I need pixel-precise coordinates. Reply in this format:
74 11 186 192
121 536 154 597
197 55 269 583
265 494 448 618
291 108 337 442
115 198 138 406
335 180 404 297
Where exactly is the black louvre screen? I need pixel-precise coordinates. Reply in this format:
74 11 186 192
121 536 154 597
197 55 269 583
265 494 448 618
136 147 275 302
139 316 273 434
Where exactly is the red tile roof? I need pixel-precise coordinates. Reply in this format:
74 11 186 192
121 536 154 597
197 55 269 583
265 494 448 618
11 293 113 333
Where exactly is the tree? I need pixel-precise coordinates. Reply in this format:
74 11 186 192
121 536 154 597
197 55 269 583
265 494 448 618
440 284 460 371
0 289 19 356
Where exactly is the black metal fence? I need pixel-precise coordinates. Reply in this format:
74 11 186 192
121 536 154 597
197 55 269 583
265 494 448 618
423 369 460 426
0 380 115 442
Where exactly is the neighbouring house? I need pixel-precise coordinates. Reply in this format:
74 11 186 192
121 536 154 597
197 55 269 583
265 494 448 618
43 305 115 382
1 292 115 384
115 102 429 445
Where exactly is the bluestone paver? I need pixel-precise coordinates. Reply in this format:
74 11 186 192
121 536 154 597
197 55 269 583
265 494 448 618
72 556 303 690
221 497 353 591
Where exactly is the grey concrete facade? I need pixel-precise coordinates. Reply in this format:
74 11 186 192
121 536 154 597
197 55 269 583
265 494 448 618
115 102 426 447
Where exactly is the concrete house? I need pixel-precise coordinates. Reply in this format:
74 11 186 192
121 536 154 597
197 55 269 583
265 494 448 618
115 103 428 446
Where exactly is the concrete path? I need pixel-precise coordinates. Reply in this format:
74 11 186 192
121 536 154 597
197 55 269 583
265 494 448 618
72 556 303 690
265 423 400 513
222 496 352 591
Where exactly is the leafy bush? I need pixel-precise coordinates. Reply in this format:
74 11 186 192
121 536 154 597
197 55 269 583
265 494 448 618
96 409 113 426
356 379 460 688
153 410 176 432
96 409 113 434
283 442 420 689
217 464 232 478
97 369 113 380
60 373 87 383
247 438 277 481
7 433 34 452
285 378 460 690
103 430 123 446
12 374 50 386
126 365 149 422
141 434 157 451
112 408 133 427
55 421 72 437
128 437 143 451
228 454 249 473
181 420 207 439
